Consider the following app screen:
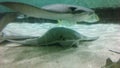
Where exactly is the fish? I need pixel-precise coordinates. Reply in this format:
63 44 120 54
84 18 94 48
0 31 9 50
0 2 99 25
42 4 99 23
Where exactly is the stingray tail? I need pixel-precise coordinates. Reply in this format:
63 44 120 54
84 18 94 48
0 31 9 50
79 36 99 42
7 38 39 45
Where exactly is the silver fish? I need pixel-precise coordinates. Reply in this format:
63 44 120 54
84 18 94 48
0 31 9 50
0 2 99 24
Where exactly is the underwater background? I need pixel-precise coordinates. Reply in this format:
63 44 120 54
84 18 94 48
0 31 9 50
0 0 120 68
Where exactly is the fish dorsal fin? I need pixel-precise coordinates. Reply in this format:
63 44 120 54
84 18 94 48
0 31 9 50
106 58 113 66
116 59 120 64
69 7 85 14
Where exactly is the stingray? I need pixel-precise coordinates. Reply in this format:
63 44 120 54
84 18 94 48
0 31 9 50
7 27 98 48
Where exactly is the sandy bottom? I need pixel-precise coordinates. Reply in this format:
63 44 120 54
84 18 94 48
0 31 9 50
0 23 120 68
